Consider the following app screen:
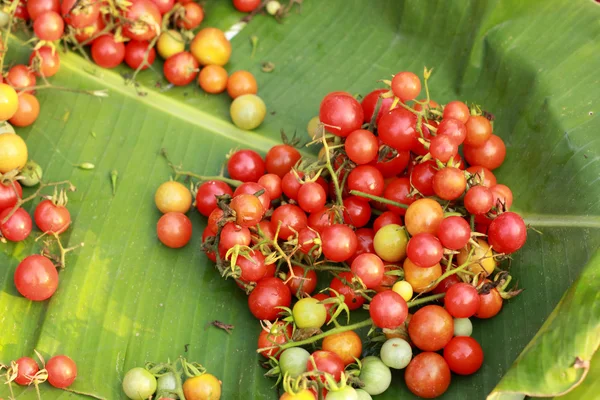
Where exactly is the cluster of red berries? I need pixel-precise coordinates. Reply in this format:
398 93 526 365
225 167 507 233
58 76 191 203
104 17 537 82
153 68 527 398
3 353 77 391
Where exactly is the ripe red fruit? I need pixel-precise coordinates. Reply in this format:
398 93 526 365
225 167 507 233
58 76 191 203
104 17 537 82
319 93 364 137
487 211 527 254
248 277 291 321
91 35 125 68
321 224 357 262
361 89 395 123
391 71 421 102
227 149 265 182
14 255 59 301
378 108 418 151
407 233 443 268
444 283 480 318
124 40 156 70
369 290 408 329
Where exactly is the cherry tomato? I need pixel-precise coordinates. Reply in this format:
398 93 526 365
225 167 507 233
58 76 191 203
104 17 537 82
409 305 453 351
236 249 266 283
14 255 58 301
14 357 39 385
286 265 317 296
293 297 327 329
475 284 503 318
219 222 251 252
33 11 64 41
198 65 228 94
391 71 420 101
378 108 417 151
61 0 100 28
27 0 60 20
370 290 408 329
227 70 258 99
233 0 261 12
91 35 125 68
122 367 157 399
383 177 414 216
443 336 484 375
463 134 506 170
350 253 384 289
437 216 471 250
487 211 527 254
432 167 466 201
406 233 443 268
466 165 497 187
265 144 301 177
227 149 265 182
429 134 458 163
410 160 436 196
437 118 466 145
373 264 401 293
307 207 335 233
464 115 492 147
348 227 374 263
373 211 402 233
46 355 77 388
373 223 407 262
372 149 410 178
319 93 363 137
257 320 292 358
0 207 32 242
34 199 71 234
403 258 441 293
196 180 233 216
322 331 362 366
155 181 192 214
444 283 480 318
0 180 22 211
271 204 308 240
9 93 40 127
296 182 326 214
257 173 282 200
6 65 36 93
282 170 304 200
405 352 451 398
457 238 496 276
230 194 263 227
361 89 395 123
464 185 493 215
347 165 384 197
124 40 156 70
164 51 199 86
404 198 444 236
234 182 270 214
157 30 185 59
342 196 371 228
0 85 20 127
157 212 192 248
122 0 161 41
73 14 105 43
306 350 345 382
345 129 378 165
329 271 365 311
443 101 470 123
176 2 203 29
207 208 224 234
321 224 357 262
248 277 291 320
491 184 513 211
190 27 231 66
433 273 461 295
182 374 221 400
0 133 28 174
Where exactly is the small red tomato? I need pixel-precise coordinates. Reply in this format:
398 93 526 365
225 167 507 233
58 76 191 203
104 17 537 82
487 211 527 254
124 40 156 70
157 212 192 248
408 305 454 351
444 283 480 318
373 211 402 233
91 35 125 68
14 255 58 301
236 249 267 283
369 290 408 329
405 352 451 398
321 224 357 262
306 350 345 382
248 277 291 321
14 357 40 385
196 180 233 216
176 2 204 29
437 216 471 250
46 355 77 388
163 51 199 86
230 194 264 227
285 265 317 296
319 93 364 137
257 321 292 358
270 204 308 240
34 199 71 234
391 71 421 102
350 253 384 289
227 149 265 183
0 207 32 242
406 233 443 268
233 0 261 12
329 271 365 311
443 336 484 375
0 180 22 211
29 46 60 77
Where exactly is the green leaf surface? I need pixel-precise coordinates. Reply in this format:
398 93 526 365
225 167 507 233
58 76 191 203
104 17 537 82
1 0 599 399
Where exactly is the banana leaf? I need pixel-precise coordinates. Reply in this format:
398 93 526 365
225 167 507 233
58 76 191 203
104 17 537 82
1 0 599 399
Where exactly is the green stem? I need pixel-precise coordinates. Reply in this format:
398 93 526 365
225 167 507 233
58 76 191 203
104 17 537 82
407 293 445 307
175 171 242 187
0 0 19 73
349 190 408 209
368 94 383 132
322 135 344 211
278 319 373 351
292 260 350 272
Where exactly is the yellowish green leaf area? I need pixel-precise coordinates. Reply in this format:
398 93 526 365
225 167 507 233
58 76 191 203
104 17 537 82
1 0 599 399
